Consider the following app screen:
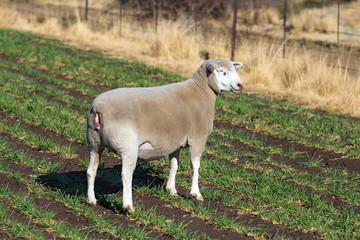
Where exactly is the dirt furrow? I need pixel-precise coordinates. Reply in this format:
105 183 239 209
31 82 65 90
0 199 67 240
0 227 24 240
0 173 113 239
0 109 119 171
0 52 111 93
222 156 360 214
214 119 360 174
211 130 330 175
136 192 254 239
173 173 323 240
0 62 94 103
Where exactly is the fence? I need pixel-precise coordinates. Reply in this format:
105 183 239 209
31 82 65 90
3 0 360 75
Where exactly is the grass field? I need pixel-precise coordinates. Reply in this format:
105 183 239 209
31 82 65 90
0 28 360 239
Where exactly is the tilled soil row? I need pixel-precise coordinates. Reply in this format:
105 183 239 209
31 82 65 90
161 172 322 240
209 131 360 209
204 151 360 216
18 35 179 84
0 52 111 94
214 119 360 174
0 198 67 240
0 58 94 102
0 109 119 171
210 127 360 211
0 173 114 240
135 193 253 240
0 227 23 240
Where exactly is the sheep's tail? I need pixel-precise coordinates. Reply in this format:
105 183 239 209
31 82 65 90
94 112 102 130
88 106 103 130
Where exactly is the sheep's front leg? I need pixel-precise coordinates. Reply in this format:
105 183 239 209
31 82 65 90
121 148 138 212
190 155 204 201
87 148 102 205
166 149 180 196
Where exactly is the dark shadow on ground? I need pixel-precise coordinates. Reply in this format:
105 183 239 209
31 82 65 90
36 164 165 202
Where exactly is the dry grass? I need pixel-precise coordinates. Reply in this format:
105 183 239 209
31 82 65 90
234 2 360 48
243 38 360 116
0 2 359 117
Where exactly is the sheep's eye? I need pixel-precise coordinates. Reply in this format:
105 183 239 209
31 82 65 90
223 72 227 76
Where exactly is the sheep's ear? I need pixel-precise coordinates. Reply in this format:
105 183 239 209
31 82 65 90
206 62 215 77
232 61 243 68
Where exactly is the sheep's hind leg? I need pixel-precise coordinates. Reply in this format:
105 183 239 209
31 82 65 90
87 148 103 205
166 149 180 196
120 146 138 212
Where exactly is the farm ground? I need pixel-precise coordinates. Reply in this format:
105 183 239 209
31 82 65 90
0 28 360 239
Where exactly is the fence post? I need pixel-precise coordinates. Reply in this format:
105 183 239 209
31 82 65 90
231 0 238 61
283 0 287 58
58 0 61 19
155 0 158 32
85 0 88 21
119 0 123 35
337 1 340 46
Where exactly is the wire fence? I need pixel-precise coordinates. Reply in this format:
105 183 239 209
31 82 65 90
3 0 359 75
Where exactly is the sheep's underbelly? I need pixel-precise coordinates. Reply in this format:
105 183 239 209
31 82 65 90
138 142 155 152
137 140 186 160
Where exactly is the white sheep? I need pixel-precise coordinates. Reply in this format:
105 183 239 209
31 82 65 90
86 59 243 211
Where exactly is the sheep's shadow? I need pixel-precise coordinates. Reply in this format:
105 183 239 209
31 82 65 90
36 163 165 208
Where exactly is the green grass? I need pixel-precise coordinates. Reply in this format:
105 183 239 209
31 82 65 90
0 27 359 239
0 202 47 240
0 138 59 174
0 118 76 158
103 193 210 240
0 186 94 240
137 155 360 239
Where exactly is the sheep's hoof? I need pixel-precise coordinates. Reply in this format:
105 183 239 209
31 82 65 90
87 198 97 206
166 187 178 196
190 192 204 201
123 204 134 213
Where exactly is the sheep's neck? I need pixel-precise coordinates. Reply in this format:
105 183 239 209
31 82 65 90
192 67 218 101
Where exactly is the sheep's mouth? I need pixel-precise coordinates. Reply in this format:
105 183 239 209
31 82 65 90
231 86 242 93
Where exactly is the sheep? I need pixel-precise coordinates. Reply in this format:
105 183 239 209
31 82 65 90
86 59 243 212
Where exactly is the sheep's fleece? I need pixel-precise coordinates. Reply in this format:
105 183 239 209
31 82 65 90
86 59 243 211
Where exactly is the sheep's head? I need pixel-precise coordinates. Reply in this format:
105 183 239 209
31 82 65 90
205 59 243 94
